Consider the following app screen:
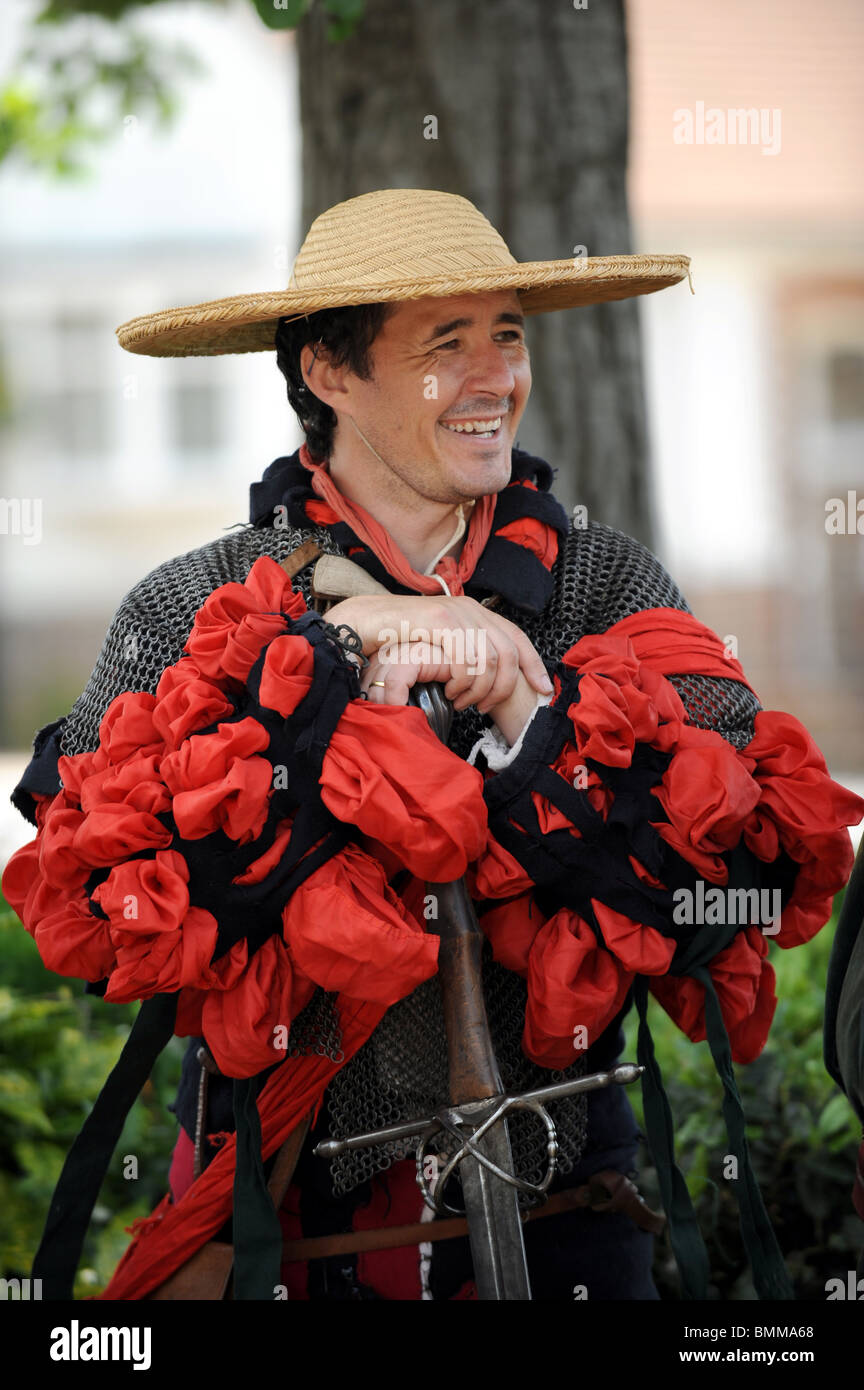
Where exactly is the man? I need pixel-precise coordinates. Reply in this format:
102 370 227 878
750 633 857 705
6 189 861 1302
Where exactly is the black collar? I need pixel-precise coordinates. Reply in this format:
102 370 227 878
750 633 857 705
249 446 570 616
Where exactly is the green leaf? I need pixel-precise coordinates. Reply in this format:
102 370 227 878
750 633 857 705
248 0 310 31
816 1091 856 1140
0 1071 54 1137
322 0 364 40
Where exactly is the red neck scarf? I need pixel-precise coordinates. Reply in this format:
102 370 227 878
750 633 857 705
298 443 496 596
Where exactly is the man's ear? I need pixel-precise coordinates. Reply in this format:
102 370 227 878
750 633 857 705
300 342 352 412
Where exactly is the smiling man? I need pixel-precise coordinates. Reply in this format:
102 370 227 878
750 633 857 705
7 189 861 1304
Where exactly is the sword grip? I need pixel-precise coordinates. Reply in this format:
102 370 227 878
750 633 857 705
427 878 503 1105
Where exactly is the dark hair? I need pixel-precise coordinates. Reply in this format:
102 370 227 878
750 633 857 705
274 303 394 462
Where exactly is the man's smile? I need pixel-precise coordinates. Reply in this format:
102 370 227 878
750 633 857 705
439 415 503 439
438 398 512 444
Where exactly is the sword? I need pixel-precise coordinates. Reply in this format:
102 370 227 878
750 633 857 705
408 681 531 1298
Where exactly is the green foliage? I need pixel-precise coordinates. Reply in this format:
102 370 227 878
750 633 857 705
249 0 311 32
1 3 204 177
623 898 864 1299
1 0 364 176
250 0 363 39
321 0 365 42
0 898 184 1297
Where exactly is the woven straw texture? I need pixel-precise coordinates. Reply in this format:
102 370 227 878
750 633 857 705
116 189 690 357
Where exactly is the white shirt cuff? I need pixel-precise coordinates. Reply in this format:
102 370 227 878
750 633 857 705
467 692 552 771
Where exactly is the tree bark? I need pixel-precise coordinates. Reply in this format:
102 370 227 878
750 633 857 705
297 0 654 543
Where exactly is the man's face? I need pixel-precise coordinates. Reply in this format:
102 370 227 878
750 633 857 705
327 290 531 505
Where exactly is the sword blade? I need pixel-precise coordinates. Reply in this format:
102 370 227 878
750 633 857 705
426 876 531 1302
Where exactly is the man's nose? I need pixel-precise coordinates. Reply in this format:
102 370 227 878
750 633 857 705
462 341 519 397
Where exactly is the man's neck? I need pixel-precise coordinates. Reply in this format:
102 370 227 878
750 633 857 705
326 434 476 575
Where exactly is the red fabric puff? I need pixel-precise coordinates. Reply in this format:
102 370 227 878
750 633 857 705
774 848 855 950
319 701 488 879
201 935 309 1078
72 802 173 868
160 718 273 844
35 792 89 891
90 849 219 1002
650 724 761 884
183 555 305 682
481 892 545 976
93 848 191 937
2 809 115 982
591 899 676 975
104 906 219 1005
281 843 438 1004
257 634 315 717
523 907 634 1068
738 709 863 947
77 755 170 819
99 692 163 762
604 608 754 691
742 709 851 859
1 834 43 920
33 892 117 983
650 927 777 1065
56 746 108 801
468 833 535 901
2 810 115 982
174 941 251 1036
152 662 234 750
493 515 559 569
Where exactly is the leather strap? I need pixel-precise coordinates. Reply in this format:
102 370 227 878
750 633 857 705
266 1113 312 1209
282 1170 665 1262
279 537 322 579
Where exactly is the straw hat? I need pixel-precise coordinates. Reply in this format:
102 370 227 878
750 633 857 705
116 188 691 358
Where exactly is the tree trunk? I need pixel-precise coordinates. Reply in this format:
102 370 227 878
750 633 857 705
297 0 654 543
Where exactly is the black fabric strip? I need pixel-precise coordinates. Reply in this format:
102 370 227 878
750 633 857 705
695 966 794 1300
32 992 178 1299
232 1073 283 1300
634 978 710 1299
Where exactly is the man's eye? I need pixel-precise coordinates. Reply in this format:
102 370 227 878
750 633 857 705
435 338 460 350
496 331 523 343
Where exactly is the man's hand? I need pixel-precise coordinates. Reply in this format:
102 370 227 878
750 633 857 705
324 593 552 720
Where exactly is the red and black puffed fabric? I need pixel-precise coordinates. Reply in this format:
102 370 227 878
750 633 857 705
4 470 862 1302
3 556 488 1300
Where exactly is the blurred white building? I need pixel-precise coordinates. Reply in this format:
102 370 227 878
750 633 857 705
630 0 864 771
0 0 300 764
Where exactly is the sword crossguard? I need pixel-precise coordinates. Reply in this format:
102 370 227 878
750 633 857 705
417 1094 559 1217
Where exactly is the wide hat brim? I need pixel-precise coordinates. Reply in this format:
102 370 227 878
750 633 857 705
115 189 691 357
